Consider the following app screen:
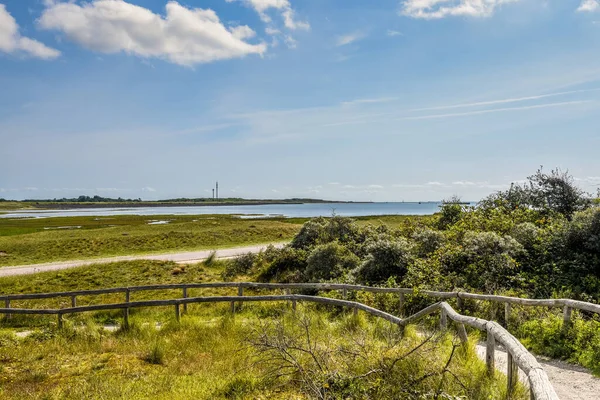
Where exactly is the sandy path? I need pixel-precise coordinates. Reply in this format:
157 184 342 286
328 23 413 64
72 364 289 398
475 344 600 399
0 242 286 278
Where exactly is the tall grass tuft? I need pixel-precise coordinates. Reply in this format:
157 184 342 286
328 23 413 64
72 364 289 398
203 250 217 267
143 341 165 365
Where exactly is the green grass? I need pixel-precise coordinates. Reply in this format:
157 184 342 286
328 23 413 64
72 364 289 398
0 260 526 400
0 214 428 266
0 260 526 399
0 201 35 211
0 214 302 266
0 309 524 399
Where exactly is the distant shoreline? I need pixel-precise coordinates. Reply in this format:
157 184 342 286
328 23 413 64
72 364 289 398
0 200 457 212
25 200 378 210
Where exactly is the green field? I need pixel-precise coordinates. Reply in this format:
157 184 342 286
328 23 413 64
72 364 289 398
0 214 428 267
0 260 524 400
0 215 301 266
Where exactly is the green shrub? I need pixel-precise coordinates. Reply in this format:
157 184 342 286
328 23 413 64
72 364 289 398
290 217 328 249
437 196 465 230
257 247 308 283
222 252 257 278
354 239 413 284
517 313 600 374
305 242 360 281
412 227 446 256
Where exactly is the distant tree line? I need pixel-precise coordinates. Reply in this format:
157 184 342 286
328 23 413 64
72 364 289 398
24 195 142 203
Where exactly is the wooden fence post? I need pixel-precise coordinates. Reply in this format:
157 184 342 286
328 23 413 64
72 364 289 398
398 293 405 317
285 289 296 311
507 352 518 398
563 306 572 330
57 313 63 329
238 286 244 310
353 306 358 317
457 296 464 313
124 289 130 327
175 304 180 322
182 287 188 313
504 303 511 328
440 308 448 330
123 308 129 329
486 330 495 376
342 288 347 300
71 296 77 308
4 299 11 320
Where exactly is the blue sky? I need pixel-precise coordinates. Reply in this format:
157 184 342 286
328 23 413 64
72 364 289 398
1 0 599 202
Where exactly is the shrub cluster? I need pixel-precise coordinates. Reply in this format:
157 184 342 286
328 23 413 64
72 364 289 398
228 169 600 301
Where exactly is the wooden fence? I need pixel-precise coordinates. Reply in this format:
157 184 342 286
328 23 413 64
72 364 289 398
3 282 592 400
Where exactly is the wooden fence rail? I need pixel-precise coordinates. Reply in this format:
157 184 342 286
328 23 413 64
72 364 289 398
2 282 598 326
0 286 561 399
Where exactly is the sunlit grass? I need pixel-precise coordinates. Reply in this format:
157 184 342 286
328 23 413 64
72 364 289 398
0 214 429 266
0 214 301 266
0 260 526 399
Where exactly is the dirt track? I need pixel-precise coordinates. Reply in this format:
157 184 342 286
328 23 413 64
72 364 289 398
0 243 286 277
475 344 600 399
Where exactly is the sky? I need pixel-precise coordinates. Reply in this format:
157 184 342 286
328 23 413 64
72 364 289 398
1 0 600 202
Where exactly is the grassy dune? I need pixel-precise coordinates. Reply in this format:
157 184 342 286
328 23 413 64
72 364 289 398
0 260 525 400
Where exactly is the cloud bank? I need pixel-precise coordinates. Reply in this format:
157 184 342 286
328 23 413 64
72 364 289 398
38 0 266 66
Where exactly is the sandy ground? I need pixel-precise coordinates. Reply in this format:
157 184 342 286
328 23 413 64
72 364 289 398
475 344 600 399
0 242 286 277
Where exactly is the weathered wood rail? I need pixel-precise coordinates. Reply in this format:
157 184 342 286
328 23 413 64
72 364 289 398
3 282 589 400
2 282 598 326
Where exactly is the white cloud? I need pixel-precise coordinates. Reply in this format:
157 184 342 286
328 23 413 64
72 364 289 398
265 27 281 35
229 0 309 30
142 187 157 192
283 35 297 49
452 181 476 186
387 29 403 37
336 31 366 46
578 0 600 12
38 1 266 66
281 8 310 30
230 25 256 40
401 0 519 19
0 4 60 59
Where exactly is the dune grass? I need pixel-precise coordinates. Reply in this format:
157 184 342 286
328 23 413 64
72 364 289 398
0 310 526 400
0 260 527 399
